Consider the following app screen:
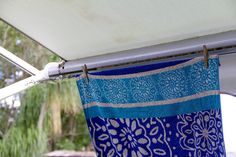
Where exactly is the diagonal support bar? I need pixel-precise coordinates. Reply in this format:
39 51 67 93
0 73 44 100
0 46 40 75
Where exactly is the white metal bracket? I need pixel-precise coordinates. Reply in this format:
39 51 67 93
0 46 40 75
0 46 49 100
0 73 42 100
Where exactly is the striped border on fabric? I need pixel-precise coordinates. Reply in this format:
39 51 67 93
77 55 220 118
83 94 220 119
83 90 219 109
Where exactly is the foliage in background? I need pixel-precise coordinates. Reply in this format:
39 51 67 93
0 127 47 157
0 105 17 138
0 19 92 157
16 85 46 129
57 110 91 151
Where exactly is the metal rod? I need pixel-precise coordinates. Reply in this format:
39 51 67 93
0 74 43 100
220 91 236 97
0 46 40 75
48 31 236 77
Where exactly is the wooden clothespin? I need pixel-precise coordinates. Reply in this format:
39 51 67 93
203 45 209 68
82 64 89 83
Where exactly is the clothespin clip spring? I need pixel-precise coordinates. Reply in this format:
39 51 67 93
82 64 89 83
203 45 209 68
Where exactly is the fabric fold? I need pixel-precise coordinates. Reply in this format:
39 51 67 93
76 55 225 157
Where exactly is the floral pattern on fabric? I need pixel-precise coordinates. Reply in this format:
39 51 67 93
130 77 157 102
76 56 225 157
78 58 219 105
157 69 188 99
177 110 225 157
87 109 225 157
77 79 102 104
189 60 219 93
102 79 129 104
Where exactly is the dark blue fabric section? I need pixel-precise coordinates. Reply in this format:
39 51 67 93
73 59 190 77
87 109 226 157
93 59 190 75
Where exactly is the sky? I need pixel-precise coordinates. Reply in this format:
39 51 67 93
221 94 236 154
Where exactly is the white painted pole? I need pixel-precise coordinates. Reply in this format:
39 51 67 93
0 46 40 75
0 73 44 100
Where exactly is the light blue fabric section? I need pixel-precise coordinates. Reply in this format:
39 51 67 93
76 56 225 157
83 95 220 119
77 58 219 105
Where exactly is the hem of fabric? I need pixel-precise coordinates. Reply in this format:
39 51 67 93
79 55 218 79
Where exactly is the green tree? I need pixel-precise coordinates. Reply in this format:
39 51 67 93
0 20 92 157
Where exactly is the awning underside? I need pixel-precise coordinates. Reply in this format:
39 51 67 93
0 0 236 60
0 0 236 99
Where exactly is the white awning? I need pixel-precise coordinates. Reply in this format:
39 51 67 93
1 0 236 60
0 0 236 98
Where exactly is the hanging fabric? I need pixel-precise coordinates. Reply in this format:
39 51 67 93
76 55 225 157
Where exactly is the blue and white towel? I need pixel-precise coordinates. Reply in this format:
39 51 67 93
76 55 225 157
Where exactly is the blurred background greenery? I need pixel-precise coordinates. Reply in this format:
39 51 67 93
0 20 92 157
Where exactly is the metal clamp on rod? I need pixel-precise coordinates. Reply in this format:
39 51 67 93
203 45 209 68
82 64 89 83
